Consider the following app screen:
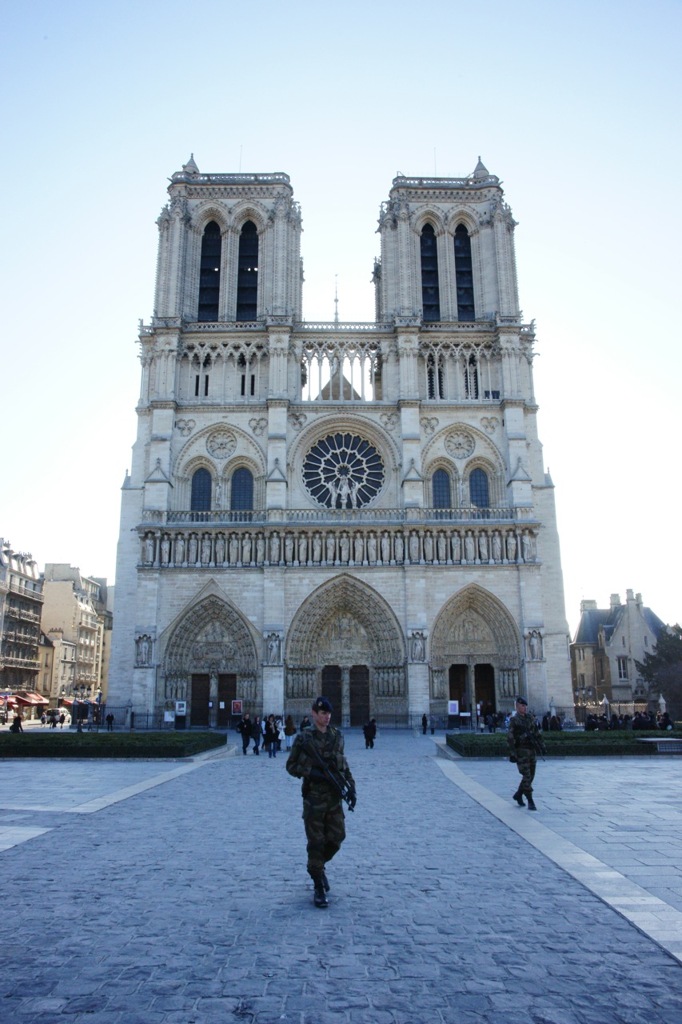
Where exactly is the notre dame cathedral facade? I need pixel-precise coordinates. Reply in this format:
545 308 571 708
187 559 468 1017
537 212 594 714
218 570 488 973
108 156 573 728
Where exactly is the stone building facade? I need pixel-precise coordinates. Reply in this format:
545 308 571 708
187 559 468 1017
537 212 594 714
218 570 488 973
571 590 665 709
0 538 44 696
41 565 108 705
108 157 573 727
38 629 77 708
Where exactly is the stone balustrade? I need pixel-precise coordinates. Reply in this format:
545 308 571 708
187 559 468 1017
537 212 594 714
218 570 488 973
143 506 535 526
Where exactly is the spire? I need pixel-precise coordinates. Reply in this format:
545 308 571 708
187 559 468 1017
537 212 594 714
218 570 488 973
472 156 489 179
182 154 199 175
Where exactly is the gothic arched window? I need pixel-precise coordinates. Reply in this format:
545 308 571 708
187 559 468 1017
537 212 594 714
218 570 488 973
454 224 475 321
237 221 259 321
198 221 221 321
469 468 489 509
432 469 452 508
231 467 254 511
191 468 212 511
465 353 479 399
420 224 440 322
427 352 445 399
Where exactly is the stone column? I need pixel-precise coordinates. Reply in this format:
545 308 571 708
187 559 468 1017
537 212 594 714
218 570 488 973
408 662 430 721
263 666 285 715
209 672 219 729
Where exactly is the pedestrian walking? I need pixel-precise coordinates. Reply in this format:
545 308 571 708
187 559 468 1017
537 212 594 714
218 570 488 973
264 714 278 758
286 696 356 908
508 696 546 811
105 713 115 732
237 713 251 755
363 719 377 749
421 713 428 735
251 715 262 755
284 714 297 750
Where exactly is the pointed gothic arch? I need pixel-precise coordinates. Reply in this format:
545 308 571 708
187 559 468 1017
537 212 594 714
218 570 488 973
285 575 407 720
161 593 259 718
430 584 521 711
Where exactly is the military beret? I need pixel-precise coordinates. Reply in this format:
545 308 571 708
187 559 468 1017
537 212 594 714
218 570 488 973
312 696 333 712
515 696 528 706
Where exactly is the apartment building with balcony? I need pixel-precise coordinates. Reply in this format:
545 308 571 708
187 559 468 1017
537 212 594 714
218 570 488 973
40 565 108 703
0 538 44 695
38 629 77 707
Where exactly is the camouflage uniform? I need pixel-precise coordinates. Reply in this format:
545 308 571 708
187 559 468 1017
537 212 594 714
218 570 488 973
507 709 546 800
286 724 355 883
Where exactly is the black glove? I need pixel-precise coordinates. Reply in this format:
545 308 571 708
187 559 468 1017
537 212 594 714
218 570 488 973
346 785 357 811
509 755 517 763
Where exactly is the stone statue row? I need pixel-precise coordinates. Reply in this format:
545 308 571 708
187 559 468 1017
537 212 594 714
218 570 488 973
140 525 538 568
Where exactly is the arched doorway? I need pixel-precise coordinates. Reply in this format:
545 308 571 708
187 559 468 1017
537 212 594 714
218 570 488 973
287 575 406 724
432 585 521 721
161 594 258 727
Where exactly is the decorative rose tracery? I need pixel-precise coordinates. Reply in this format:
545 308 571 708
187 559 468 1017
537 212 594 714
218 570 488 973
303 432 385 509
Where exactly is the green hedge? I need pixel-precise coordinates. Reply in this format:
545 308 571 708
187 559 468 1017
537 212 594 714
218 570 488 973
0 730 228 759
446 729 682 758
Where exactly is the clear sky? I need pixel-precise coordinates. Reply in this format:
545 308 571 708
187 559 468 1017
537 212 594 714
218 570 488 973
2 0 680 634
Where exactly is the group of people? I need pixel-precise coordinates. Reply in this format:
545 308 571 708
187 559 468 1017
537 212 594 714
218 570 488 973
584 710 674 731
40 711 68 729
237 712 299 757
240 691 574 909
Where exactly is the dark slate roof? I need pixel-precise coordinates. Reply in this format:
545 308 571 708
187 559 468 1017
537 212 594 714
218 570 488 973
572 604 666 645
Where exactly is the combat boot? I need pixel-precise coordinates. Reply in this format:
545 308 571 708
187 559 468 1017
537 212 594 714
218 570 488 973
527 796 537 811
513 788 524 807
313 881 329 908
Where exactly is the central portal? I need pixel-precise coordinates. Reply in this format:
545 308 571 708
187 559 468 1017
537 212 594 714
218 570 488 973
320 664 370 726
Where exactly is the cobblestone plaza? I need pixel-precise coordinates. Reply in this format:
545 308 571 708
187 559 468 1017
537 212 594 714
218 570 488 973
2 731 681 1023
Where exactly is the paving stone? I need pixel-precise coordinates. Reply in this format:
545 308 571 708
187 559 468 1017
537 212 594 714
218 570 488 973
2 736 682 1023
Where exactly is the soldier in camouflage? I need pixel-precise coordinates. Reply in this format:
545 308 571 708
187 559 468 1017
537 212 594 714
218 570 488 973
507 696 546 811
286 696 356 908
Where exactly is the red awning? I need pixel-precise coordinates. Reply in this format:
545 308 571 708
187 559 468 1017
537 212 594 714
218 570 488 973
15 692 50 706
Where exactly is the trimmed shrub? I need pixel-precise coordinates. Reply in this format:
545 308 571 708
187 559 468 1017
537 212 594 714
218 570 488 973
0 730 228 759
446 729 682 758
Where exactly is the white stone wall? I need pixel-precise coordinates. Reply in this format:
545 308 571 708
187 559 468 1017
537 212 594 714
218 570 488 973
109 164 573 724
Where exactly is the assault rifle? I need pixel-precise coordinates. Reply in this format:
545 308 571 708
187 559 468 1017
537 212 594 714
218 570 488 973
512 713 546 760
524 713 547 759
304 736 357 811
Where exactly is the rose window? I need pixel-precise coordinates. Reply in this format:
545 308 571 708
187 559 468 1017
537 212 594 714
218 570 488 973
303 433 385 509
